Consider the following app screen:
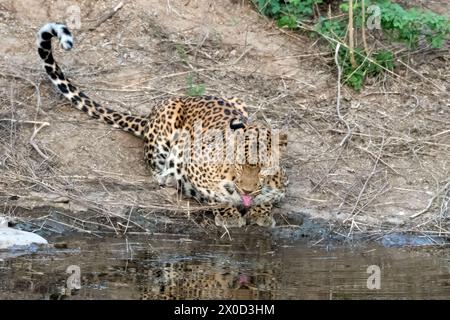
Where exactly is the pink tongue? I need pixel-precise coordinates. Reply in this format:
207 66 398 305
241 194 253 207
238 274 250 285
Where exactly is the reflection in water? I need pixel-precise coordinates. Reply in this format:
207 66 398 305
0 232 449 299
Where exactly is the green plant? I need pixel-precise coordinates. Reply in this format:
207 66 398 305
315 16 346 39
256 0 323 28
340 0 450 48
175 45 206 96
175 44 188 63
186 73 205 97
337 47 394 91
254 0 449 90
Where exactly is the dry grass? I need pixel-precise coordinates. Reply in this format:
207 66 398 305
0 0 449 240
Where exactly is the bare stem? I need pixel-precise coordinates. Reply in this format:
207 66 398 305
348 0 357 67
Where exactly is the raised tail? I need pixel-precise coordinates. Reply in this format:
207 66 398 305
37 23 148 138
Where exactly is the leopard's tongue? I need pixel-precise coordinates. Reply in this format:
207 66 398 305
241 194 253 207
238 274 250 285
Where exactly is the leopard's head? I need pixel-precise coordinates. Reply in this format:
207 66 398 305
218 123 288 210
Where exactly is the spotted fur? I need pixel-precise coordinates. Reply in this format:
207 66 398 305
137 259 279 299
37 23 288 227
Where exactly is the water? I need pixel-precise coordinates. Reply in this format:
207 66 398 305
0 231 449 299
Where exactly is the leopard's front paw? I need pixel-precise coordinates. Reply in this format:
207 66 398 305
214 210 246 228
248 207 275 227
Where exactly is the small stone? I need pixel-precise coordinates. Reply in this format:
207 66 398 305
53 242 68 249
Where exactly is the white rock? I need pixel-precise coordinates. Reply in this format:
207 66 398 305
0 228 48 250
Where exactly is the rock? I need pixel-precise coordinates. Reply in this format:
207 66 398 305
0 228 48 250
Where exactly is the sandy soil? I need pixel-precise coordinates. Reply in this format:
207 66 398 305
0 0 448 237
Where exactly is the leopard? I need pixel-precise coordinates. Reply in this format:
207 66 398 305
137 260 279 300
37 22 288 228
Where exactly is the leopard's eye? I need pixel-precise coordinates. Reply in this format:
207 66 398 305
223 183 235 195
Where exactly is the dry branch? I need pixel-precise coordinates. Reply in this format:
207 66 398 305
347 0 357 67
361 0 369 55
88 1 125 31
344 137 385 223
411 180 450 219
0 119 50 160
29 122 50 160
334 43 352 146
397 59 445 92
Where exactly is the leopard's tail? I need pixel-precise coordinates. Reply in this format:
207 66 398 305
37 23 148 138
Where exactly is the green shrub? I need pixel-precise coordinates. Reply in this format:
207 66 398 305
340 0 450 48
186 73 205 97
254 0 449 90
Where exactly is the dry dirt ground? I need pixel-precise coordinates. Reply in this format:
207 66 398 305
0 0 448 238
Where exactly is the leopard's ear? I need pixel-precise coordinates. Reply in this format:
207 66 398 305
230 118 246 130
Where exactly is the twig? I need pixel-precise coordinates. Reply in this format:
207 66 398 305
45 218 101 237
397 59 445 92
361 0 369 55
0 119 50 160
354 143 401 175
311 147 344 192
344 137 385 223
232 47 253 65
220 224 232 240
122 206 133 235
54 211 117 232
88 1 124 31
0 119 49 125
348 182 391 221
166 0 182 17
334 43 352 146
29 122 50 160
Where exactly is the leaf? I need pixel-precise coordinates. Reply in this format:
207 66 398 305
430 34 444 48
270 1 281 15
339 3 349 12
277 15 298 28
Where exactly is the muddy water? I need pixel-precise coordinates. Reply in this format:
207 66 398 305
0 230 449 300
